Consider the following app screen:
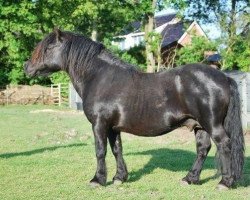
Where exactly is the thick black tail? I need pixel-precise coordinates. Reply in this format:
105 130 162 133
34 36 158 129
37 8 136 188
224 77 245 181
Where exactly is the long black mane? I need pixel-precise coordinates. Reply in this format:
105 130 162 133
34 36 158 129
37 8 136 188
39 31 138 74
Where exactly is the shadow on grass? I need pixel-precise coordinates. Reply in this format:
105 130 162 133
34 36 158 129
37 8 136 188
125 148 250 187
0 143 86 158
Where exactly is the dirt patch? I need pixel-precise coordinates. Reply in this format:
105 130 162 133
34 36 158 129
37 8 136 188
0 85 53 105
30 109 83 115
244 131 250 144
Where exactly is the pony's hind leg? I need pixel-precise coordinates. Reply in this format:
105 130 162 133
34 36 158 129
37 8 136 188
90 123 108 186
108 129 128 184
211 125 234 189
182 129 211 185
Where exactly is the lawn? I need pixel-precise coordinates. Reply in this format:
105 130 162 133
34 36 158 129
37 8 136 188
0 105 249 200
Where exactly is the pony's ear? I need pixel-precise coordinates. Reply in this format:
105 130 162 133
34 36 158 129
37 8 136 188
54 27 62 42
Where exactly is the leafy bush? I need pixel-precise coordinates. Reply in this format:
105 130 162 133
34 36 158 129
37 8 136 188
221 35 250 71
49 71 70 84
175 36 218 66
104 40 147 71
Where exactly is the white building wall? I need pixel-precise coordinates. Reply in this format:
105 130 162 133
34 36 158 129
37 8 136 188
112 32 145 50
113 18 181 50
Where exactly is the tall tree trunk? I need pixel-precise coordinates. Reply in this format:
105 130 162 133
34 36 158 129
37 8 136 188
224 0 237 69
156 43 162 72
144 0 157 73
229 0 237 39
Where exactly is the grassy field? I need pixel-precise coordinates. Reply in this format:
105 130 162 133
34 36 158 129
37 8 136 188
0 105 249 200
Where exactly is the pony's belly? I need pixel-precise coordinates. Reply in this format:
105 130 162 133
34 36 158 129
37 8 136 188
112 107 181 136
113 123 174 137
113 111 199 136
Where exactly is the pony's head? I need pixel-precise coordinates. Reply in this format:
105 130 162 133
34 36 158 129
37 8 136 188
25 28 64 77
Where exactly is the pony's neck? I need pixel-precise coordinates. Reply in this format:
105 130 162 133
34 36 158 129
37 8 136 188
62 35 139 97
62 34 103 71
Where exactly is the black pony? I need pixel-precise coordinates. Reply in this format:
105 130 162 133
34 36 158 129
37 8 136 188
25 29 244 189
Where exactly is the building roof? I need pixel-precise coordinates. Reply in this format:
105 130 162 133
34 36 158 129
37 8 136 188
123 13 177 34
119 13 206 49
155 13 176 27
161 21 187 47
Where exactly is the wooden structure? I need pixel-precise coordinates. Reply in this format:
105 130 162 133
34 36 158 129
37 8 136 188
226 71 250 130
50 83 69 106
69 83 82 110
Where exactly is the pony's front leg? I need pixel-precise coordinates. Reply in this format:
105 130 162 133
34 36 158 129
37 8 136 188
108 129 128 184
90 122 108 186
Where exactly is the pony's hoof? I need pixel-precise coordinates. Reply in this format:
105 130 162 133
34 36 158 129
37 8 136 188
89 181 102 188
216 184 229 191
113 179 123 185
180 179 190 186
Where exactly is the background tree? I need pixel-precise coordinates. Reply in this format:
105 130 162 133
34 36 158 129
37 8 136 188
0 0 76 85
143 0 158 72
183 0 250 71
0 0 248 87
0 0 143 85
139 0 186 72
71 0 140 41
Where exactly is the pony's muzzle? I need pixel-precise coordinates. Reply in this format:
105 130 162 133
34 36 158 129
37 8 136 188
24 60 35 77
24 61 28 71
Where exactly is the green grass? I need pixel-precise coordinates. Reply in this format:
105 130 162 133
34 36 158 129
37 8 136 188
0 105 249 200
